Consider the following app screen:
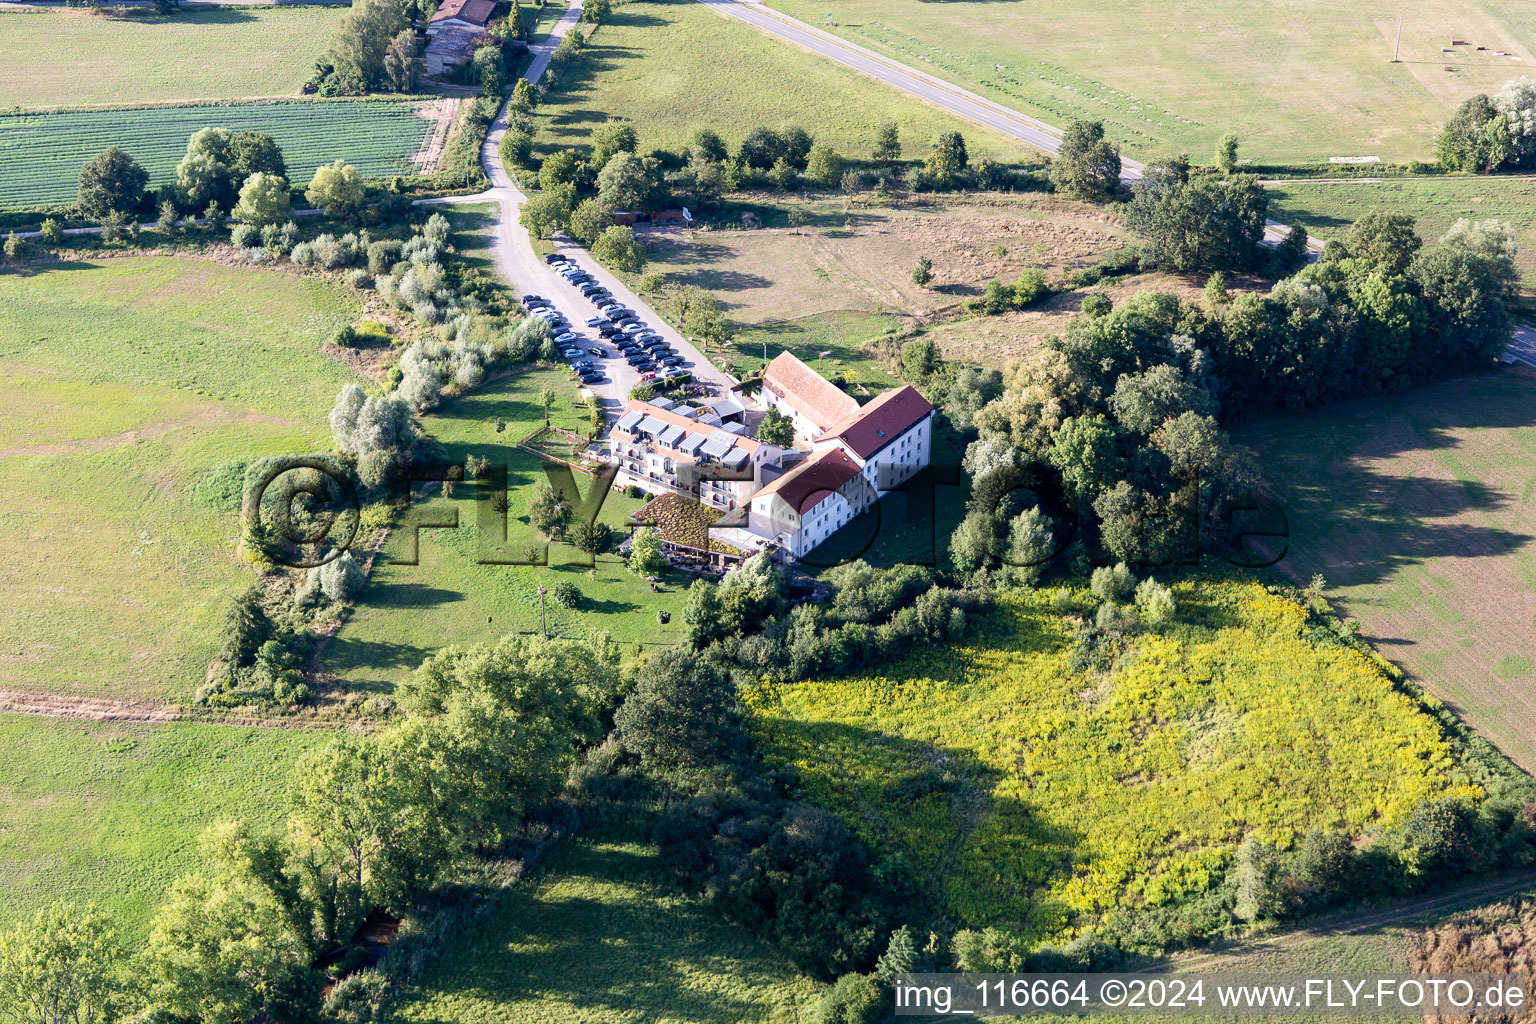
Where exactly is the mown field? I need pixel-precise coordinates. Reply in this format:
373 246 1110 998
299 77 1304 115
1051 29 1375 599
530 0 1035 164
0 256 359 699
386 835 817 1023
0 7 342 108
0 715 322 943
0 99 446 209
764 0 1533 162
1266 174 1536 292
750 578 1477 940
1243 371 1536 773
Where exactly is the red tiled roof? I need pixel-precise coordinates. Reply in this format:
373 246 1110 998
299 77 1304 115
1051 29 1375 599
762 351 859 433
753 448 860 514
823 385 933 460
431 0 494 25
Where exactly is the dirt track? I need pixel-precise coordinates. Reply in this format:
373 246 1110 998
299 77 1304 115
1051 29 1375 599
0 689 352 730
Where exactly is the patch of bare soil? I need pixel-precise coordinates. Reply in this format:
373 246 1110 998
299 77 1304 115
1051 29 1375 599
412 97 463 173
0 689 179 723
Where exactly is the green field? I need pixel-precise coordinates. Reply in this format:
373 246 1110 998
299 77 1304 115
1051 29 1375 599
0 715 321 943
0 256 359 699
0 99 445 209
530 0 1035 163
751 579 1476 940
1243 371 1536 774
1266 174 1536 291
764 0 1535 162
0 7 342 109
386 835 816 1024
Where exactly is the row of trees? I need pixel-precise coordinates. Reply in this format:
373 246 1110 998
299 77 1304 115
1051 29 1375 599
310 0 417 96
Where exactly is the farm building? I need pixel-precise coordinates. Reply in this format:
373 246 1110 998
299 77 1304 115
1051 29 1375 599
425 27 477 75
760 350 860 443
428 0 495 35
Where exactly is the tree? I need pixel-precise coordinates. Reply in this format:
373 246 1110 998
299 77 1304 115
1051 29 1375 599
219 587 270 668
156 199 179 235
681 578 725 648
1048 413 1124 500
690 128 728 164
323 0 408 93
528 480 572 539
613 648 748 789
510 78 538 113
1493 76 1536 167
567 198 615 245
500 127 534 169
305 160 365 219
757 406 795 446
1203 271 1229 307
583 0 611 22
538 150 581 192
1268 221 1312 277
76 147 147 220
1215 133 1240 173
1436 93 1509 172
900 337 941 381
591 224 646 273
591 119 639 169
142 873 316 1023
1124 174 1268 273
39 219 64 247
1109 363 1215 434
0 903 127 1024
810 973 883 1024
872 121 901 163
596 152 658 211
384 28 417 92
1336 210 1421 275
911 255 932 286
924 131 969 188
767 157 799 191
804 143 843 188
1004 506 1055 584
1440 217 1520 295
1089 561 1136 603
519 182 576 238
627 525 666 575
2 232 22 265
1049 120 1121 201
738 126 782 169
1233 833 1285 922
538 383 557 420
331 383 412 456
229 130 286 180
571 519 609 555
232 172 291 226
474 45 506 98
875 926 917 984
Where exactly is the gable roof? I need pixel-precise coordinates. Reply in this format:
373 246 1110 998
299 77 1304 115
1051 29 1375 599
762 351 859 433
752 448 860 515
823 385 934 460
613 399 770 460
431 0 494 26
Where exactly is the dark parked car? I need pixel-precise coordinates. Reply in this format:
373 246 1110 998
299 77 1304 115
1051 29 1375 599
588 346 605 357
543 253 565 264
660 355 683 366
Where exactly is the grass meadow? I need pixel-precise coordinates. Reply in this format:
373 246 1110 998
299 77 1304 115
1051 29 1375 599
764 0 1534 163
385 834 817 1024
531 0 1035 164
1266 174 1536 292
0 7 342 109
0 99 446 210
1242 370 1536 774
0 714 322 943
750 579 1477 940
0 255 359 699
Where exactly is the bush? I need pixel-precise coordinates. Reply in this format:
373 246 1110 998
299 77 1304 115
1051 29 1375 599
550 579 581 608
811 974 883 1024
230 222 260 247
1090 561 1136 604
1134 578 1175 623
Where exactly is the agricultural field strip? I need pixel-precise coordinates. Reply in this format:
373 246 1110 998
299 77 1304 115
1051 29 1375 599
0 100 444 209
695 0 1321 250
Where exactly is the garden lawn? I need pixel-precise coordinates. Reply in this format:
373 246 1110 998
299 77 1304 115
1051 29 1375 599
529 0 1035 164
0 715 322 944
1265 174 1536 293
324 369 691 695
751 578 1477 941
0 7 342 108
384 835 816 1024
0 99 444 210
1242 371 1536 774
0 256 360 699
763 0 1533 163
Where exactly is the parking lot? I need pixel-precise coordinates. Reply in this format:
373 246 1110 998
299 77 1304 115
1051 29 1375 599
525 243 733 415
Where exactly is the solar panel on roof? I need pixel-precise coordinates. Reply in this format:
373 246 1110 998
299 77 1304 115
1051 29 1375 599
678 433 708 454
720 421 747 436
616 410 643 431
700 434 733 458
723 448 750 467
657 424 686 447
648 397 675 410
638 415 667 435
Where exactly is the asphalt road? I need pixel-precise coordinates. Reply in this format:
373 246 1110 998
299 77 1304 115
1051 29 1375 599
694 0 1320 252
420 1 731 417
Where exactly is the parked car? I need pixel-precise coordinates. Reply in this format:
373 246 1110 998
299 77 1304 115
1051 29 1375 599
626 353 650 365
660 355 683 366
579 371 603 385
522 293 546 304
572 358 594 370
543 253 565 264
587 346 605 357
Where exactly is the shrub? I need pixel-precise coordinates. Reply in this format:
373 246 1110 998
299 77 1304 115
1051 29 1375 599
1081 292 1112 318
550 579 581 608
1134 578 1175 623
1090 561 1136 603
810 974 883 1024
230 222 260 248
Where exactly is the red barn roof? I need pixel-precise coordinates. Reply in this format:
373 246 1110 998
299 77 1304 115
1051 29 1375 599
431 0 495 26
762 351 859 432
753 448 860 514
823 385 933 460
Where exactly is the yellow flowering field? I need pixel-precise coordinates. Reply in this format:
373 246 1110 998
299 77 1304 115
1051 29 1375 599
749 578 1479 942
